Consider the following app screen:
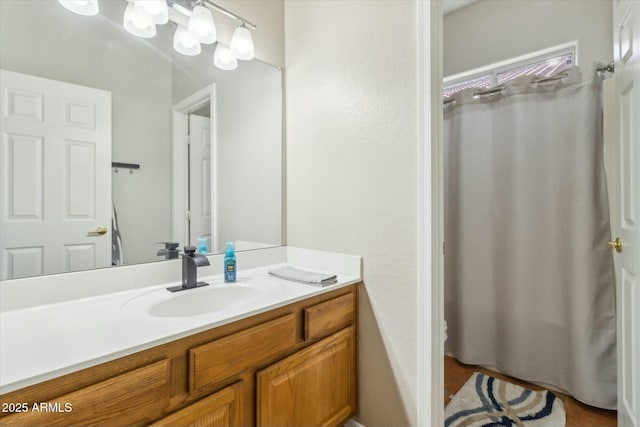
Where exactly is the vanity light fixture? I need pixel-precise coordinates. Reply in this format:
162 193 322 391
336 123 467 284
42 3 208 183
135 0 168 25
230 24 254 61
123 1 157 38
57 0 257 70
188 4 217 44
213 43 238 71
58 0 99 16
174 25 202 56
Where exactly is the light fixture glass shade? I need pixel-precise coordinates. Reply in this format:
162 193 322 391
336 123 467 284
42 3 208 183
188 5 216 44
174 25 201 56
230 26 254 60
134 0 168 25
213 43 237 71
58 0 99 16
123 2 156 38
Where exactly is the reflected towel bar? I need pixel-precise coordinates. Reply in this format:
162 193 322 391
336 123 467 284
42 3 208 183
112 162 140 174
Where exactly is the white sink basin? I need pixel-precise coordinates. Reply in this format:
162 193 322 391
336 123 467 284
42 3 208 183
122 282 269 318
150 285 260 317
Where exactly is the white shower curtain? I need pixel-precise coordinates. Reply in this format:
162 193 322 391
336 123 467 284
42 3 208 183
444 67 617 409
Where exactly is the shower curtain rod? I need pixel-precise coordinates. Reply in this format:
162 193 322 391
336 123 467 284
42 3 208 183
443 62 615 106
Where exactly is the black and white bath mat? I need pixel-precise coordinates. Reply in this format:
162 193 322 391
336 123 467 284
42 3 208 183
445 372 565 427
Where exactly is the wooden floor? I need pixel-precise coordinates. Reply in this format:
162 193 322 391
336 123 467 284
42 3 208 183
444 356 617 427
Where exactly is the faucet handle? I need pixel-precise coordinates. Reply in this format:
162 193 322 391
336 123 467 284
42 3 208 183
183 246 197 256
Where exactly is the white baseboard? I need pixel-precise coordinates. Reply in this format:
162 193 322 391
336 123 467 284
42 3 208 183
343 418 365 427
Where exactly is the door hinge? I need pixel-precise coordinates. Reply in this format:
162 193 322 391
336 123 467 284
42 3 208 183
186 211 191 221
185 135 190 146
443 241 445 256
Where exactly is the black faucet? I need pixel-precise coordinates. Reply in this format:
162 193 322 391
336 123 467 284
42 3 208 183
167 246 210 292
157 242 180 260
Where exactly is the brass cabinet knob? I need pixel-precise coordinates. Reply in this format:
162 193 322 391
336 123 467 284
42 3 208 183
88 226 108 236
608 237 622 253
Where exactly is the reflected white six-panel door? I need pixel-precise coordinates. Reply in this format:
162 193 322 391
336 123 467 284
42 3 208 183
0 70 111 280
188 114 213 251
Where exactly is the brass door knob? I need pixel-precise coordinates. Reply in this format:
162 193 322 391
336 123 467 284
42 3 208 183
608 237 622 253
88 226 108 236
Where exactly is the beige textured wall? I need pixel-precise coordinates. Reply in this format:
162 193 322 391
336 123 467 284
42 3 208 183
285 1 419 426
444 0 613 77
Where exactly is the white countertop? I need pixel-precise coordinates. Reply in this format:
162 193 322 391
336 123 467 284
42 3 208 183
0 260 360 394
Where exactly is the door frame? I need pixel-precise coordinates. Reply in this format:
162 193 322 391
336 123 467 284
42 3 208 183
417 1 444 426
420 2 630 426
171 85 217 250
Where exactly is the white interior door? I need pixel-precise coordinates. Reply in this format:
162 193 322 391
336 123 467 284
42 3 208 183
188 114 212 250
0 70 111 279
613 1 640 426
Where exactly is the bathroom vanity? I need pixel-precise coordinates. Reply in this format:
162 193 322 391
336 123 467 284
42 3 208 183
0 283 358 426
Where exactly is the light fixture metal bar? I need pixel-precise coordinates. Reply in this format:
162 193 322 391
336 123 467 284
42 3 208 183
202 0 257 30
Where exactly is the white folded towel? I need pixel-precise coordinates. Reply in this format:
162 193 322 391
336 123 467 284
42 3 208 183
268 266 338 287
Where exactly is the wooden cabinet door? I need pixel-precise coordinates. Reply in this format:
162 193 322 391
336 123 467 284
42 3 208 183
0 359 170 427
257 327 356 427
150 382 243 427
190 314 296 393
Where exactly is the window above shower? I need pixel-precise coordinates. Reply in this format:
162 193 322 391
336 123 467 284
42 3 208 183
443 42 576 98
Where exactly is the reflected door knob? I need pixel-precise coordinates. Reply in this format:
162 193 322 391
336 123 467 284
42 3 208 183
607 237 622 253
88 226 108 236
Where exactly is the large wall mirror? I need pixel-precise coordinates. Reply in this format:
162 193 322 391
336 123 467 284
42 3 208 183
0 0 283 280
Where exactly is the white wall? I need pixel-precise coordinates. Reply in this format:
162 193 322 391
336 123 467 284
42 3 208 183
215 63 282 251
172 58 283 254
444 0 612 77
285 1 419 425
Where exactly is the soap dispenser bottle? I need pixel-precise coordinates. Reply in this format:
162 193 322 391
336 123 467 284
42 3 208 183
224 242 236 283
196 237 208 254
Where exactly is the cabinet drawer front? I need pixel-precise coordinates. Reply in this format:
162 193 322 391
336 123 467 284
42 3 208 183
190 314 296 392
150 381 244 427
1 359 170 427
304 292 355 341
257 326 356 427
